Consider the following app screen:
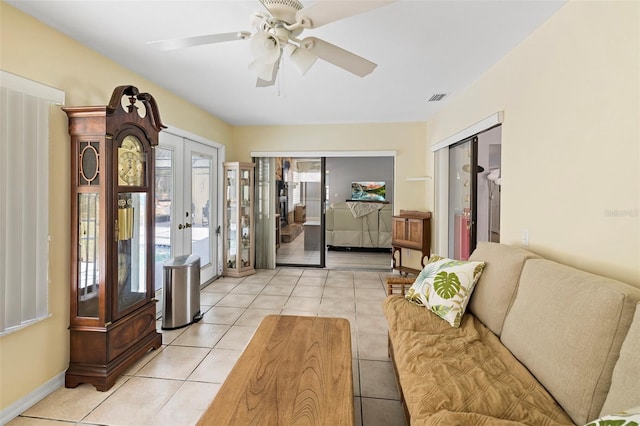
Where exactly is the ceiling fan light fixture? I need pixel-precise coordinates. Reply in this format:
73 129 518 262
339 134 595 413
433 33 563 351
286 44 317 75
249 31 281 64
249 59 278 82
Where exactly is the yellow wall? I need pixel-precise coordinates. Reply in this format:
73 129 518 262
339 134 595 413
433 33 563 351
426 0 639 286
233 122 430 212
0 3 232 411
233 123 433 269
233 123 432 270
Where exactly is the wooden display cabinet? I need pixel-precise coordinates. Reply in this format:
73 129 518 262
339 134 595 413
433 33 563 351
391 210 432 276
63 86 164 391
223 162 256 277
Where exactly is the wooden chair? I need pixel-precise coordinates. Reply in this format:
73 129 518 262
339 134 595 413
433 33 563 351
386 276 416 296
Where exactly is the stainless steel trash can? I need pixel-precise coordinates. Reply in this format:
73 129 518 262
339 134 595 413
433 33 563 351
162 254 203 330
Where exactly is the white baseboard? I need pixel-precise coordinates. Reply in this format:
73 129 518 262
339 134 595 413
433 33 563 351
0 371 64 425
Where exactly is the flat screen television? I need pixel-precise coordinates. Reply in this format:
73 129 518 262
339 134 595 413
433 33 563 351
351 181 386 201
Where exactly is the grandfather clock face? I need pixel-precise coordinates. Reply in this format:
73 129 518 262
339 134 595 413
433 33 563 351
118 135 145 186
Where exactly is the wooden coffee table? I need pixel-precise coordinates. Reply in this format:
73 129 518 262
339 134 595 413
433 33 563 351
197 315 354 425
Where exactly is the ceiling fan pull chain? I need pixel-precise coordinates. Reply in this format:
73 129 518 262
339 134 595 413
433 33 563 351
277 56 284 98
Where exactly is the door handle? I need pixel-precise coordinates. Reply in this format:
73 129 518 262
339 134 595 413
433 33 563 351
178 223 184 230
185 222 192 228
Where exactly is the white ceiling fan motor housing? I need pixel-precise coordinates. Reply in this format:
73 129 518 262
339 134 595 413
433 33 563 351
261 0 303 23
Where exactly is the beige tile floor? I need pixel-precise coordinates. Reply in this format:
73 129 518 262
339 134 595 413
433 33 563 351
10 268 406 426
276 227 393 270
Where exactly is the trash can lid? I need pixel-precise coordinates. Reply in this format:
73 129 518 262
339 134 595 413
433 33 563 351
163 254 201 268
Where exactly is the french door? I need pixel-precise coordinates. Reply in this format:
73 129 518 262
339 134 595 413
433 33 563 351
154 132 220 290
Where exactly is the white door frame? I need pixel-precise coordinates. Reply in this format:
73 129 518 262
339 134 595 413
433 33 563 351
251 150 396 268
160 126 225 283
432 112 502 255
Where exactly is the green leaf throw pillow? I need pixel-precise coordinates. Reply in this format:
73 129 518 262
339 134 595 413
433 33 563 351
406 255 485 327
584 406 640 426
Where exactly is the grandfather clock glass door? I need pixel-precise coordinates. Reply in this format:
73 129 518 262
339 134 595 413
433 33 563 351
114 130 153 318
116 192 148 313
155 132 219 289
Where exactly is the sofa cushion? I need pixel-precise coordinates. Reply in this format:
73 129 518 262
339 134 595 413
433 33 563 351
405 256 485 327
599 303 640 417
325 206 335 230
500 259 640 425
385 293 452 335
325 202 392 248
383 295 574 425
468 242 540 336
421 411 536 425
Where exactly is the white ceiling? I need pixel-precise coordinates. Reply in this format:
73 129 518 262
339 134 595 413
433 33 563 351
7 0 566 126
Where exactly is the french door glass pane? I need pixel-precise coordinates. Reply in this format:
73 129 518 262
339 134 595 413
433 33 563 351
192 153 211 266
155 147 173 291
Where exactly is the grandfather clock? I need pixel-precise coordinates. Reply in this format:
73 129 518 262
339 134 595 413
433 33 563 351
63 86 165 391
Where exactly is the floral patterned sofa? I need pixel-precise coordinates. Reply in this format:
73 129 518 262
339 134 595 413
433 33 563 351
383 242 640 425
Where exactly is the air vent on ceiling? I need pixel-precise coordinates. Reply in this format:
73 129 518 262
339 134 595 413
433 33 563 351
428 93 447 102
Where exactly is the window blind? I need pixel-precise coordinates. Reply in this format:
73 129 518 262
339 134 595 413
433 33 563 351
0 71 64 335
254 157 276 269
292 170 301 206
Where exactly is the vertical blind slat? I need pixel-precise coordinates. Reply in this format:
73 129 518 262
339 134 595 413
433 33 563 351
21 93 38 321
4 89 24 330
0 88 8 332
36 100 49 318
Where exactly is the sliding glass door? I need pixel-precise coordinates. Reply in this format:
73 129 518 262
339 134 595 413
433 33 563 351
448 136 478 260
274 157 326 267
253 152 394 270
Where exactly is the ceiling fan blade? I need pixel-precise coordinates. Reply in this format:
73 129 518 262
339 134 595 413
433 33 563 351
300 37 376 77
285 44 317 76
148 31 251 51
296 0 395 29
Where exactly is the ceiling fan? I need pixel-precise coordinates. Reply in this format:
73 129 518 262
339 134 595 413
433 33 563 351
148 0 395 87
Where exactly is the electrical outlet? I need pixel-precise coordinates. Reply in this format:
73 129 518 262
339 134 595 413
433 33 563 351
406 250 411 257
522 229 529 247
